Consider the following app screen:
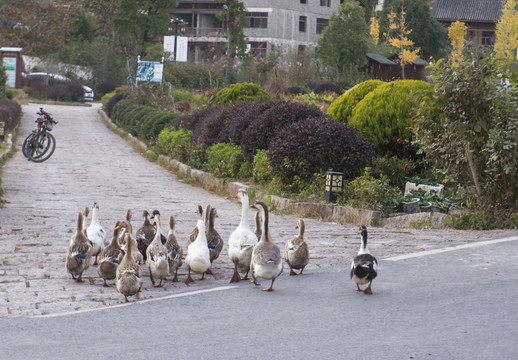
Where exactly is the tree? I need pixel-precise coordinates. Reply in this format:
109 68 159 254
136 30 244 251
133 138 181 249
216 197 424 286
387 10 420 79
113 0 178 57
448 21 467 67
317 0 369 74
414 48 518 212
380 0 447 60
219 0 248 86
0 0 78 56
494 0 518 65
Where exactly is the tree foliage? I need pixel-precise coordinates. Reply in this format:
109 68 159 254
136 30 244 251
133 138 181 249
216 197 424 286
413 48 518 211
448 21 467 67
113 0 178 57
0 0 77 56
317 0 369 73
494 0 518 65
380 0 447 60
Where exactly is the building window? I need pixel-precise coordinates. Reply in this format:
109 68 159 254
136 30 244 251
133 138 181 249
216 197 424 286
316 18 329 34
247 12 268 28
300 0 307 3
299 16 307 32
481 31 495 46
320 0 331 6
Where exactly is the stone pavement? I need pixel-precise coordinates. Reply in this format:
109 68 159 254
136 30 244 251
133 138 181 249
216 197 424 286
1 102 517 318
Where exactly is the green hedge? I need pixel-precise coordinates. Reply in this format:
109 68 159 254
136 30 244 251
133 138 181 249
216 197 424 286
111 102 179 143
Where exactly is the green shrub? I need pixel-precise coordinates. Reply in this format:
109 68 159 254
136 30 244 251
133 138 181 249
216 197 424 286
340 168 402 214
327 79 384 122
371 155 428 189
211 82 269 106
207 142 244 178
350 80 428 157
156 127 193 163
252 149 272 184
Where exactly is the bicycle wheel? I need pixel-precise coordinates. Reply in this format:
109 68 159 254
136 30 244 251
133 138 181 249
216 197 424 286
22 132 37 158
28 132 56 163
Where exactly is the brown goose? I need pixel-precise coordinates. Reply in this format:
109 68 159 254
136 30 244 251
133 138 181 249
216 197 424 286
206 207 223 275
117 209 132 247
350 225 378 295
135 210 155 261
115 220 144 267
65 212 93 283
116 233 143 302
146 210 169 287
250 201 283 291
97 221 124 287
165 215 183 282
284 219 309 275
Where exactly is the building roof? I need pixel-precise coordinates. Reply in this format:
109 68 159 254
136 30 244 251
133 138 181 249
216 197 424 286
367 53 397 65
432 0 502 22
369 53 429 66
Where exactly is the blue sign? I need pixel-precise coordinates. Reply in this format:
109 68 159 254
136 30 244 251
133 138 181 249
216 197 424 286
136 60 163 83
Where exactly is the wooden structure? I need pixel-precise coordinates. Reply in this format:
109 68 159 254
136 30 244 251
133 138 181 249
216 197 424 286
366 53 428 81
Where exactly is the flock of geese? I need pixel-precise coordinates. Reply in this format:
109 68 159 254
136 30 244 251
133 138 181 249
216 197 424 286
65 189 378 302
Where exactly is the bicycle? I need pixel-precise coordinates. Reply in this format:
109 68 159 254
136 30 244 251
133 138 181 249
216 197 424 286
22 108 58 162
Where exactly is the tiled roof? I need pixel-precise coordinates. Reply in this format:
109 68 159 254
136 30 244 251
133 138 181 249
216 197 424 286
432 0 503 22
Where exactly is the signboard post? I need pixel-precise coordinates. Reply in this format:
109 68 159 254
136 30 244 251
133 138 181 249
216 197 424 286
136 58 164 84
0 47 23 89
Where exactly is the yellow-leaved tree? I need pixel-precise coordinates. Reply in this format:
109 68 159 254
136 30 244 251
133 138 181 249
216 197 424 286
387 11 420 79
448 21 468 66
370 17 380 45
494 0 518 65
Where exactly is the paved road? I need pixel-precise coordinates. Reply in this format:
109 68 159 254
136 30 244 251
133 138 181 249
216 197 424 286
1 103 517 319
1 238 517 359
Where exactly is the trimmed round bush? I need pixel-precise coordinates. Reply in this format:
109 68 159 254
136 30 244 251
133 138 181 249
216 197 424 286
211 82 269 106
268 117 375 184
349 80 429 156
327 79 384 123
241 100 326 161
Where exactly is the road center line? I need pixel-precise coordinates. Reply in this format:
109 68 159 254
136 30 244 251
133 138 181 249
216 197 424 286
384 236 518 262
36 285 238 319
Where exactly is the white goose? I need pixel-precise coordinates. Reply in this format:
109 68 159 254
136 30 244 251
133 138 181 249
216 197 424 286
185 209 211 284
86 202 106 265
250 201 283 291
146 210 169 287
228 189 258 283
350 225 378 295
